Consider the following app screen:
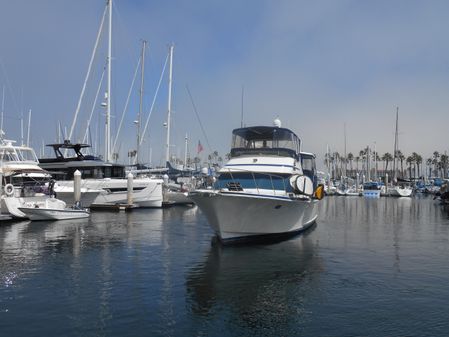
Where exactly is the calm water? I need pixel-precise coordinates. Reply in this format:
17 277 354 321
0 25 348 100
1 196 449 337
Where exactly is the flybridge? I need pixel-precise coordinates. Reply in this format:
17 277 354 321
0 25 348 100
39 141 100 163
230 126 301 159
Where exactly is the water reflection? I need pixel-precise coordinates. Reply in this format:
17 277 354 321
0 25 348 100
186 229 323 332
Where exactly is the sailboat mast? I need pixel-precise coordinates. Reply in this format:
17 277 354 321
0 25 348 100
393 107 399 181
241 85 244 128
165 44 174 166
136 40 146 165
1 85 4 132
27 109 31 146
343 123 347 177
184 133 188 169
105 0 112 162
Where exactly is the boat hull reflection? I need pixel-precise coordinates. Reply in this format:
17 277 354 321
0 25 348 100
186 228 322 329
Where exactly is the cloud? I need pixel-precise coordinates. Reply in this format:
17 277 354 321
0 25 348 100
0 0 448 167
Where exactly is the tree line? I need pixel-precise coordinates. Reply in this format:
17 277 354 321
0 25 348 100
325 149 449 180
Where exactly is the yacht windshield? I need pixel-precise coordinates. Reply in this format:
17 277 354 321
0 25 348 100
0 148 19 162
230 126 300 158
17 148 38 162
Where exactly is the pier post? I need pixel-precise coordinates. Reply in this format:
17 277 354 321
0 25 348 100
385 173 389 196
356 172 359 193
127 172 133 205
74 170 81 204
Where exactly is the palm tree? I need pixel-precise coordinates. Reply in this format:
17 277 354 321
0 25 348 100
396 150 405 178
411 152 422 178
406 155 414 179
355 156 360 173
426 158 432 178
433 151 440 177
382 152 393 174
359 148 367 176
347 152 354 177
440 154 449 178
415 153 422 178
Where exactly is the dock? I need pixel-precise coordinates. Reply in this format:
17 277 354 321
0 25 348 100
89 204 138 211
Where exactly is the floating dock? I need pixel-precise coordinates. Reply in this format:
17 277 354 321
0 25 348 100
89 204 138 211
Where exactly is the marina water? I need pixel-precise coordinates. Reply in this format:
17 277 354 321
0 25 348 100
1 195 449 336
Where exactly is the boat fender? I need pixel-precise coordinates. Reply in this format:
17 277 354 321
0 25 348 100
289 175 301 193
295 175 314 196
4 183 14 196
313 184 325 200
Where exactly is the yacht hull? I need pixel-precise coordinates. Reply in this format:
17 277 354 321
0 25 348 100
53 188 102 207
190 190 318 241
388 186 413 197
363 190 381 198
18 207 89 221
56 178 164 208
2 196 50 218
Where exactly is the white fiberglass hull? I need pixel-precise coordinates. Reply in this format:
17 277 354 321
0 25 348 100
164 190 194 205
363 190 381 198
56 178 163 207
18 207 90 221
388 186 413 197
190 190 318 241
53 186 102 207
1 195 51 218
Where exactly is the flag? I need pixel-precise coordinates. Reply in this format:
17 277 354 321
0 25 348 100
197 140 204 154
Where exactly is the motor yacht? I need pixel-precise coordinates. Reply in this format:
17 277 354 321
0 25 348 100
39 141 163 207
189 120 323 242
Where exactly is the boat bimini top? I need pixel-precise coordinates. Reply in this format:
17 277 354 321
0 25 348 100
230 126 301 159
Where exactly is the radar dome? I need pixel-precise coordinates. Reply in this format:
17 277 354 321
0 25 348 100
273 117 281 128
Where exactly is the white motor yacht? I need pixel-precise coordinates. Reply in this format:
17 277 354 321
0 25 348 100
39 142 163 207
0 136 98 218
189 121 323 242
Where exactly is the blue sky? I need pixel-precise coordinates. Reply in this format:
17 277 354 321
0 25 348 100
0 0 448 167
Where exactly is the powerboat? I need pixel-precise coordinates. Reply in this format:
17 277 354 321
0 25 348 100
189 120 323 242
362 182 382 198
388 185 413 197
18 198 89 221
38 141 163 207
0 135 98 217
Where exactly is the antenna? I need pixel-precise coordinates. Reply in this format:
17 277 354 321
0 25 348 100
26 109 31 146
240 85 244 128
1 85 5 132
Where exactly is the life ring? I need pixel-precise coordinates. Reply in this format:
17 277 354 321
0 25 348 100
4 183 14 196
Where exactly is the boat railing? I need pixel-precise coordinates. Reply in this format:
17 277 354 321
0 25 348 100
219 167 289 196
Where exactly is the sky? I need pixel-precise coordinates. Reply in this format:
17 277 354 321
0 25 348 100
0 0 449 169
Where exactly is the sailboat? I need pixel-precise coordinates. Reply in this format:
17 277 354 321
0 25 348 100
388 107 413 197
39 0 164 208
